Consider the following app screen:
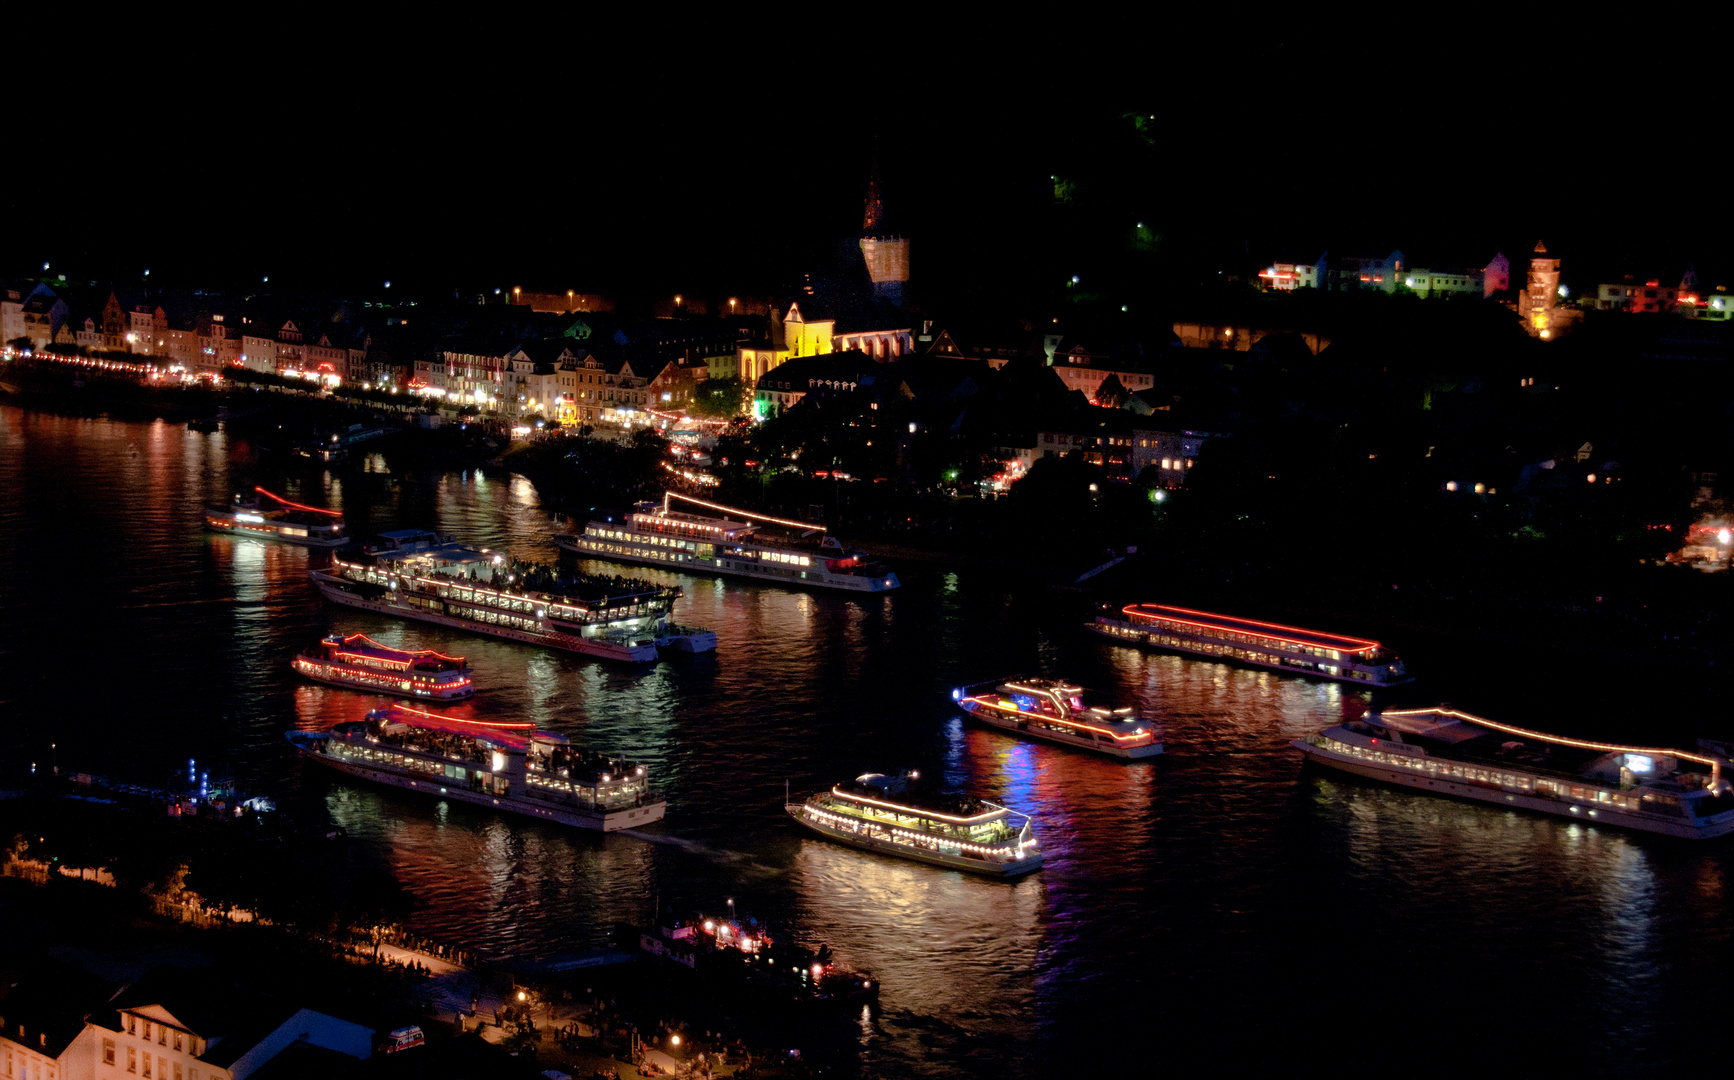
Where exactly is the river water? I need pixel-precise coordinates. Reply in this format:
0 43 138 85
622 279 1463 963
3 407 1731 1074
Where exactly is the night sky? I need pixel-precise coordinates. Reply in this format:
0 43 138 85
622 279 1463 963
9 36 1725 303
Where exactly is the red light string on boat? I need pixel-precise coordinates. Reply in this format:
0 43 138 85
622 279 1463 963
340 633 465 663
255 486 344 516
1122 604 1382 653
388 705 534 728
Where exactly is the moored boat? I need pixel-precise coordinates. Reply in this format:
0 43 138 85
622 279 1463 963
309 529 716 663
953 677 1162 759
291 632 475 700
286 706 665 831
557 491 899 593
1292 706 1734 838
636 905 877 1006
785 771 1042 877
1090 603 1411 686
204 486 348 547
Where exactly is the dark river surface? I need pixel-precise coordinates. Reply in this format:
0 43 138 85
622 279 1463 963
4 407 1734 1074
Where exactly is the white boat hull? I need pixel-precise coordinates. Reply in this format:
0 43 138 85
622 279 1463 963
310 570 660 662
1292 738 1734 839
292 737 665 831
205 517 349 548
785 803 1043 877
558 535 899 593
960 703 1163 759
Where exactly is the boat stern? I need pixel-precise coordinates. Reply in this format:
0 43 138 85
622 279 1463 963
284 730 329 755
659 627 718 654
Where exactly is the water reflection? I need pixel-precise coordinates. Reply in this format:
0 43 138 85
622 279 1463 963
322 781 657 959
789 837 1045 1074
12 406 1734 1074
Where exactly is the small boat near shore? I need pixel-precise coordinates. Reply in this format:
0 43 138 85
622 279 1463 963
1293 706 1734 838
953 677 1163 759
292 633 475 700
204 486 347 547
786 771 1042 878
287 706 665 831
1090 603 1412 687
635 906 877 1007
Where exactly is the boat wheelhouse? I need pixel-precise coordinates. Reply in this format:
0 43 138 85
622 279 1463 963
953 677 1163 759
1293 707 1734 839
785 772 1042 878
1090 603 1411 686
558 491 899 593
286 706 665 831
204 486 348 547
310 529 716 663
292 633 475 700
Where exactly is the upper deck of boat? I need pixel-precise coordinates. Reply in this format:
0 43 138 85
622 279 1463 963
1123 604 1383 655
968 678 1146 733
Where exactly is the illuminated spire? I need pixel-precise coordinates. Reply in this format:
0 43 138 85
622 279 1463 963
863 139 884 236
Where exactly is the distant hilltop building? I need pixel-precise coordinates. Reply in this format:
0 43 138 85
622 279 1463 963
1516 240 1581 339
1258 251 1508 298
857 149 909 307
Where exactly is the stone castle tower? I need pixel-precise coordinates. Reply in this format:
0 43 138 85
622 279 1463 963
1518 240 1561 337
858 147 909 307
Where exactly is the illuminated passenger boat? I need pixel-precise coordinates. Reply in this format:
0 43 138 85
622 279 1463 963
785 772 1042 878
292 633 475 700
1293 707 1734 839
952 677 1163 759
1090 603 1411 686
203 486 347 547
286 706 665 831
310 529 717 663
557 491 899 593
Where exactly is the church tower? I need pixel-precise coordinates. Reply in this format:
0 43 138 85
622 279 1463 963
1518 240 1561 338
858 145 910 307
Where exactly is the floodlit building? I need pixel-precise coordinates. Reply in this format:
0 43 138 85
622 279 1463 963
1516 241 1580 338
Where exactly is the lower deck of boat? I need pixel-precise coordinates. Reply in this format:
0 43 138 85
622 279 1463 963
297 744 665 831
963 709 1163 759
785 803 1042 877
1089 621 1411 687
311 572 661 662
1292 739 1734 839
559 536 896 593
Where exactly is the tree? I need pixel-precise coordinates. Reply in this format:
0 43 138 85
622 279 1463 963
690 376 748 418
1094 373 1129 408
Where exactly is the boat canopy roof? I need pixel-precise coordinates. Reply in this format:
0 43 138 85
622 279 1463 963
1373 707 1724 773
373 543 497 567
1124 604 1383 654
374 706 536 752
